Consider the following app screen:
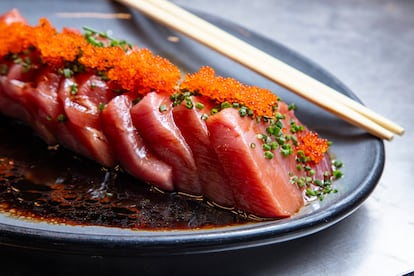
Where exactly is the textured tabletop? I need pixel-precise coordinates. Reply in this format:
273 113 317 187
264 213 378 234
0 0 413 275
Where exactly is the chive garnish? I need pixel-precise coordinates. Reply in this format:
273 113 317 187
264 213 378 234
98 103 105 111
210 108 218 115
264 151 274 159
57 114 67 122
0 64 8 75
159 104 167 112
220 101 231 109
288 103 296 111
63 68 73 78
70 84 78 95
195 102 204 109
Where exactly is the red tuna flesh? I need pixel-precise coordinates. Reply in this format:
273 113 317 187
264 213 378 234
101 93 173 190
172 96 235 206
206 108 305 218
130 92 200 194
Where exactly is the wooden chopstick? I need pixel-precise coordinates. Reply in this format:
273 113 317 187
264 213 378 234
116 0 404 140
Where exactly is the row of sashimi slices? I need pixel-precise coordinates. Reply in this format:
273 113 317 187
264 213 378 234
0 10 333 218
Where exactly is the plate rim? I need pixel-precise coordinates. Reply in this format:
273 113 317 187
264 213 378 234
0 7 385 256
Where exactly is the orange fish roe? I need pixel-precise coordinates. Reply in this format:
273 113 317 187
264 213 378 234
296 131 329 164
36 26 88 69
0 18 180 95
0 16 331 165
79 44 125 72
0 22 34 57
107 49 180 95
180 66 278 117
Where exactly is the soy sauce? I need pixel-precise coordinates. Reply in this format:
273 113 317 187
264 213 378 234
0 117 249 230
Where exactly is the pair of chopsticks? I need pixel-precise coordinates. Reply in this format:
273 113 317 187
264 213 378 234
115 0 404 140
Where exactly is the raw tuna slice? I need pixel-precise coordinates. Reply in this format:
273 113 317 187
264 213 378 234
101 93 173 190
0 63 60 144
57 74 114 167
0 63 34 120
130 92 200 194
21 68 63 144
206 108 305 218
0 70 33 126
172 95 235 206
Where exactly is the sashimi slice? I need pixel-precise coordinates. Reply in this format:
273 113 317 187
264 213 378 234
0 74 32 125
0 64 60 144
206 108 304 217
22 68 63 144
130 92 200 194
57 75 114 167
101 93 173 190
172 95 235 206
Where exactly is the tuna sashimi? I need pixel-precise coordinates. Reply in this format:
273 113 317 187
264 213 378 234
0 9 342 218
172 95 235 206
130 92 200 194
207 108 304 217
101 93 174 190
24 68 63 144
58 75 115 167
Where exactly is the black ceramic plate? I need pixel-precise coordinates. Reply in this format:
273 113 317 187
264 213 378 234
0 0 384 256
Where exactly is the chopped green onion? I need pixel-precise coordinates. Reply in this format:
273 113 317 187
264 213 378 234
333 160 343 169
262 144 271 151
247 108 254 117
333 170 344 179
275 112 285 120
159 104 167 112
306 188 317 197
97 70 109 80
264 151 274 159
70 84 78 95
239 107 247 117
297 177 305 188
195 102 204 109
57 114 67 122
220 101 231 109
288 103 296 111
314 179 323 186
276 136 286 145
98 103 105 111
132 97 142 105
280 144 293 156
63 68 73 78
185 99 193 109
0 64 8 75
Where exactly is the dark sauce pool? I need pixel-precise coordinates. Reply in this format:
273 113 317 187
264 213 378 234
0 117 251 230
